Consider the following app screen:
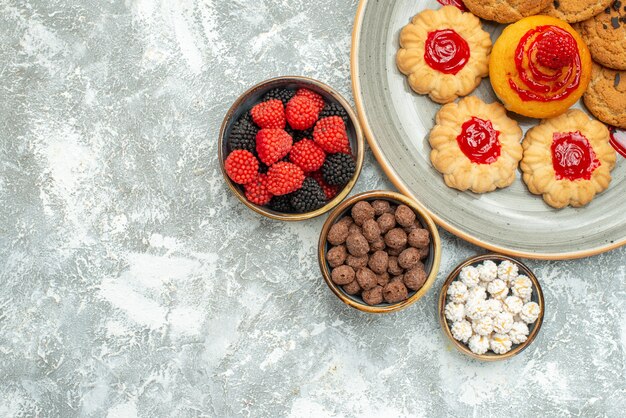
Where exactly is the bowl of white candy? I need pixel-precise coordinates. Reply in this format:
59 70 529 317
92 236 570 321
438 254 544 361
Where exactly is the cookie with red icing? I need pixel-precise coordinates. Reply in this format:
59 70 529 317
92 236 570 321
490 15 592 118
397 6 492 104
429 96 523 194
521 109 616 208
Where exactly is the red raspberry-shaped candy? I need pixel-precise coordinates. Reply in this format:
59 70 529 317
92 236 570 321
266 162 305 196
286 95 320 130
289 139 326 173
224 150 259 185
313 116 351 154
296 88 325 112
311 170 340 200
250 99 286 129
256 129 293 166
244 174 272 205
536 31 577 69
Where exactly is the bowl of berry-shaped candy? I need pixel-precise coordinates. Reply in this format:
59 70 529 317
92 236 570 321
438 254 545 361
219 76 365 221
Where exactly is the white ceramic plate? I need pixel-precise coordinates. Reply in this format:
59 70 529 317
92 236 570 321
351 0 626 259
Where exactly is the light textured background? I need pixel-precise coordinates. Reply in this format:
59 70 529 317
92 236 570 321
0 1 624 417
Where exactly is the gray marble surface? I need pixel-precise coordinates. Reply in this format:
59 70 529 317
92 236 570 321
1 1 624 417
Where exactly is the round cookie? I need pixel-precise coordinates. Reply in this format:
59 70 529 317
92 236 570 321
396 6 492 104
521 109 616 208
429 96 523 194
584 63 626 128
542 0 614 23
577 1 626 70
464 0 552 23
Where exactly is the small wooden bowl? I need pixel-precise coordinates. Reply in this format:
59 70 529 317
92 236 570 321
438 254 545 361
218 76 365 221
318 191 442 313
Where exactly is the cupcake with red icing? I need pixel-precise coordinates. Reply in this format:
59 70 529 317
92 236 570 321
489 15 592 119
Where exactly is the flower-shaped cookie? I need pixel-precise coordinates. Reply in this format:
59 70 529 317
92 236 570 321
521 109 616 208
429 96 523 193
397 6 492 104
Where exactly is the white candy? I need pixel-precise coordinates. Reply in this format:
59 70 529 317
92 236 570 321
468 334 490 355
485 298 503 317
509 322 530 344
451 320 473 343
490 333 513 354
487 279 509 300
493 311 514 334
447 281 468 304
465 299 489 320
472 316 494 336
459 265 481 288
511 275 533 301
497 260 519 283
467 286 487 303
478 281 489 289
478 260 498 282
520 302 541 324
445 302 465 323
503 295 524 314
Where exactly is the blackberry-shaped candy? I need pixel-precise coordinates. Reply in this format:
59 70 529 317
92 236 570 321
292 128 313 143
322 153 356 186
268 194 295 213
263 88 296 106
228 113 258 153
290 178 327 213
319 102 349 125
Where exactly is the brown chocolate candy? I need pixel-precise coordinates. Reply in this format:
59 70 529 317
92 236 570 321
362 286 384 305
387 256 404 276
371 200 393 216
331 265 355 285
346 233 369 257
326 245 347 268
368 250 389 275
404 267 428 291
418 245 429 260
328 222 350 246
356 267 378 291
351 201 375 226
397 247 421 269
387 245 406 257
362 219 382 243
408 228 430 249
342 280 361 295
346 254 369 269
377 272 390 286
383 280 409 303
377 212 396 234
384 228 408 250
348 224 362 235
395 205 417 227
336 216 354 228
370 238 386 252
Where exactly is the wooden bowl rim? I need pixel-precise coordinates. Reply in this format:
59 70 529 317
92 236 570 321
438 254 545 361
318 190 442 313
218 75 365 221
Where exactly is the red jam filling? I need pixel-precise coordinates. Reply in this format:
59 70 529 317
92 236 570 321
436 0 467 11
551 131 600 181
508 26 582 102
609 127 626 158
424 29 470 75
456 117 502 164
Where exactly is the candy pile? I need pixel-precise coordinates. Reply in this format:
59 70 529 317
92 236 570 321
326 200 431 305
444 260 541 355
224 87 356 213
